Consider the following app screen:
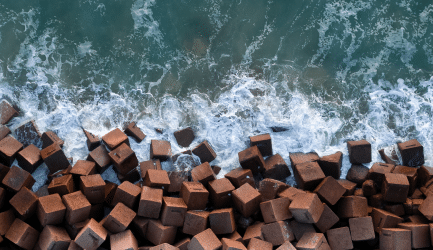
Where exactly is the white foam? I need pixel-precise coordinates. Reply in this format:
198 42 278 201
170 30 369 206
131 0 164 46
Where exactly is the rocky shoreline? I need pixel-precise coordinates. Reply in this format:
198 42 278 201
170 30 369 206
0 99 431 250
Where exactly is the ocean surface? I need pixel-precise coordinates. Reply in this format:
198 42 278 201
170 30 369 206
1 0 433 189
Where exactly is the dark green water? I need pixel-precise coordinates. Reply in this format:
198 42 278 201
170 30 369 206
1 0 433 185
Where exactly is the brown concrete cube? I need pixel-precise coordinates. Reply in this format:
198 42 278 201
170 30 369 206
289 152 320 168
64 219 89 240
87 145 111 173
407 215 428 224
48 174 75 196
41 143 70 174
238 146 265 175
368 162 395 186
174 127 195 148
227 231 243 243
314 203 339 233
118 167 141 184
189 228 222 250
371 208 403 233
393 165 418 194
278 186 307 201
144 169 170 191
150 140 172 161
369 193 384 208
191 162 216 186
67 239 82 249
183 210 209 236
180 181 209 210
70 160 96 177
337 179 357 196
131 216 149 239
422 178 433 197
418 165 433 187
0 100 18 125
398 139 424 167
62 191 91 225
5 218 39 250
147 219 177 245
110 229 138 250
250 133 272 157
209 208 236 235
337 195 368 218
192 140 217 163
243 222 264 245
174 238 190 250
293 161 325 190
257 178 288 202
0 163 10 183
263 154 290 180
275 241 296 250
262 221 294 246
221 238 247 250
79 174 105 204
111 180 141 209
2 165 35 192
353 188 363 197
37 193 66 226
317 151 343 179
140 159 162 179
326 227 353 250
398 222 430 249
0 186 5 209
75 218 107 250
104 182 118 206
347 139 371 164
346 164 369 185
124 122 146 143
232 183 261 218
0 136 23 167
260 197 291 223
42 131 64 149
290 220 316 241
108 143 138 175
380 228 411 250
313 176 345 205
247 238 272 250
362 179 377 196
9 186 38 220
382 173 409 203
102 128 129 151
419 195 433 220
289 193 324 223
225 168 255 188
296 232 330 250
0 124 11 141
83 129 101 151
138 186 163 218
14 120 42 148
37 225 70 250
348 216 375 241
167 171 189 193
0 209 15 235
149 243 180 250
161 197 187 227
16 144 42 173
103 202 136 233
407 198 423 215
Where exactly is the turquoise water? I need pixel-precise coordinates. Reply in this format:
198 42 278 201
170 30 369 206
1 0 433 187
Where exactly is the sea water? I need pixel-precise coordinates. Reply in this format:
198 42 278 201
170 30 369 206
1 0 433 190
